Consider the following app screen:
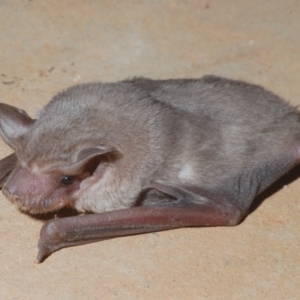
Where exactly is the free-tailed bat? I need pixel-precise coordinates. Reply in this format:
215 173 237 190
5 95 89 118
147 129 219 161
0 75 299 263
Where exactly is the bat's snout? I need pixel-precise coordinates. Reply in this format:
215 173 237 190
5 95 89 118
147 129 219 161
1 165 65 213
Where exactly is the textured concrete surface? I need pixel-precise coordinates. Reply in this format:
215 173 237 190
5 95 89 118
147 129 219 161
0 0 300 299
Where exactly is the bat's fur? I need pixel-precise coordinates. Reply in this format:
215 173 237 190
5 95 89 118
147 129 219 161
0 76 300 215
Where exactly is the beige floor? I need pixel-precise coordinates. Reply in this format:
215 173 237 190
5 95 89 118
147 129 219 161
0 1 300 299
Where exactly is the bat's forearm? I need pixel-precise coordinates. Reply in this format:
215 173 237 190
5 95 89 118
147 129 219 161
37 202 242 263
37 207 182 263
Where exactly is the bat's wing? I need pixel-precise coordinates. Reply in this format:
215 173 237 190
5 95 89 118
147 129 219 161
36 149 300 263
36 181 242 262
0 153 17 188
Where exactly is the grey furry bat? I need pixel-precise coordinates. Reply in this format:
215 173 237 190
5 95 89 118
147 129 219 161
0 76 299 263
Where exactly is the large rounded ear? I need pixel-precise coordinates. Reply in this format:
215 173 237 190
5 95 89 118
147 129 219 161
0 103 35 151
55 146 115 174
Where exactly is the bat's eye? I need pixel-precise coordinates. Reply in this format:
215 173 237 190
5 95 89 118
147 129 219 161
60 175 74 186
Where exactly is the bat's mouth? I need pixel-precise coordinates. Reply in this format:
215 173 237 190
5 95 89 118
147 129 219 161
19 198 67 214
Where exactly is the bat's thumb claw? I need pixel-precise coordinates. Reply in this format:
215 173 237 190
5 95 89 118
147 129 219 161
36 220 63 263
36 243 53 263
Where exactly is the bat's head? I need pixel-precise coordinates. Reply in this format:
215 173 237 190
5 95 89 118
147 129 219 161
0 103 115 214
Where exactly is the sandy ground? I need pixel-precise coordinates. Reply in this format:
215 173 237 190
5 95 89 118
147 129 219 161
0 0 299 299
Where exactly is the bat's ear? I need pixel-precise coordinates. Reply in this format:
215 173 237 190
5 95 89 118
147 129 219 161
0 103 35 151
75 147 114 163
58 146 115 174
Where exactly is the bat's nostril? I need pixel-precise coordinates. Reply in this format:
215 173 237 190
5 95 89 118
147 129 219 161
2 186 22 204
2 186 10 197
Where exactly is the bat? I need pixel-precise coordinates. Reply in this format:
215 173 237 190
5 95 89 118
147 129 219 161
0 75 299 263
